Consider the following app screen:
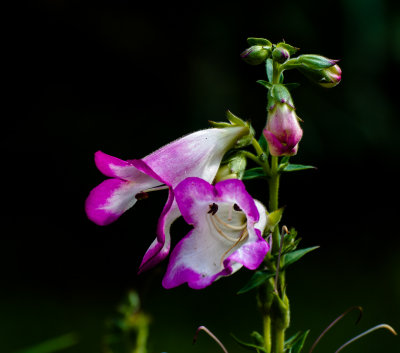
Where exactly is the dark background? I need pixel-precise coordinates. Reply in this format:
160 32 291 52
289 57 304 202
2 0 399 352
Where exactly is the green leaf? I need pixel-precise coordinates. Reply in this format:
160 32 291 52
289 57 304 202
281 164 316 172
289 330 310 353
258 134 269 154
285 331 303 350
284 82 301 89
242 167 267 180
250 331 264 346
14 333 78 353
279 71 284 83
282 246 319 269
280 156 290 164
237 270 275 294
231 334 267 353
266 59 273 83
257 80 272 89
270 84 294 107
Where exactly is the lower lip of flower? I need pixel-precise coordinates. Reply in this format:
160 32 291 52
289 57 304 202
207 203 248 265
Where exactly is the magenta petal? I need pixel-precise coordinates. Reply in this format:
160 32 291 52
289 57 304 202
138 191 180 273
228 229 269 270
263 130 285 156
95 151 147 181
162 177 269 289
85 178 139 226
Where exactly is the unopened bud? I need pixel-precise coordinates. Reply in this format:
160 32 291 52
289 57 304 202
241 46 271 65
299 64 342 88
272 47 290 64
263 103 303 156
215 164 238 182
319 64 342 88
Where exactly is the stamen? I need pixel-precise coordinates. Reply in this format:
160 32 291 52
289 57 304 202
227 205 233 221
142 185 169 193
220 228 249 265
135 192 149 200
208 203 219 215
214 214 247 230
209 215 240 242
233 203 242 212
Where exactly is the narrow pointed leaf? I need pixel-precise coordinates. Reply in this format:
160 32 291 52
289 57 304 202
257 80 272 89
285 331 303 350
237 270 275 294
250 331 265 346
258 134 269 154
243 167 267 180
266 59 273 83
290 330 310 353
14 333 78 353
231 334 267 353
282 164 316 172
282 246 319 269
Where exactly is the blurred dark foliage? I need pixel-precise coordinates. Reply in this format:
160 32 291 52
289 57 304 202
2 1 399 352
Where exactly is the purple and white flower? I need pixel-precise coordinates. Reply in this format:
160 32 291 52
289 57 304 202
85 127 248 272
162 177 269 289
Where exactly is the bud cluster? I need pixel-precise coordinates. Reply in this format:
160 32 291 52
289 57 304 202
241 37 342 156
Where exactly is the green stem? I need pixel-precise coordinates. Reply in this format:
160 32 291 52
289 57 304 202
269 156 281 254
272 326 285 353
263 315 272 353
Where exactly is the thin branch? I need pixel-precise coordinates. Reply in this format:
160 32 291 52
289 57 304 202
334 324 397 353
308 306 363 353
193 326 229 353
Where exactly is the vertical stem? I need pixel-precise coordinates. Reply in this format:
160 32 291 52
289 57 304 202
272 326 285 353
269 156 281 254
263 315 272 353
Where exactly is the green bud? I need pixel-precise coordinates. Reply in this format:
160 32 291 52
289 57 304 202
299 64 342 88
266 207 284 232
214 164 238 182
272 47 290 63
241 45 271 65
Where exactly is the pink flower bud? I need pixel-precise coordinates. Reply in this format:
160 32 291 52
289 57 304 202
263 103 303 156
319 64 342 88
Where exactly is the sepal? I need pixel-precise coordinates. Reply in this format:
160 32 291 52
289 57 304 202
247 37 272 47
276 42 299 55
267 84 294 110
297 54 338 69
225 111 255 147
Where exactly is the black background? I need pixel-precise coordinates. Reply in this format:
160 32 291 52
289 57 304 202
2 1 399 352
